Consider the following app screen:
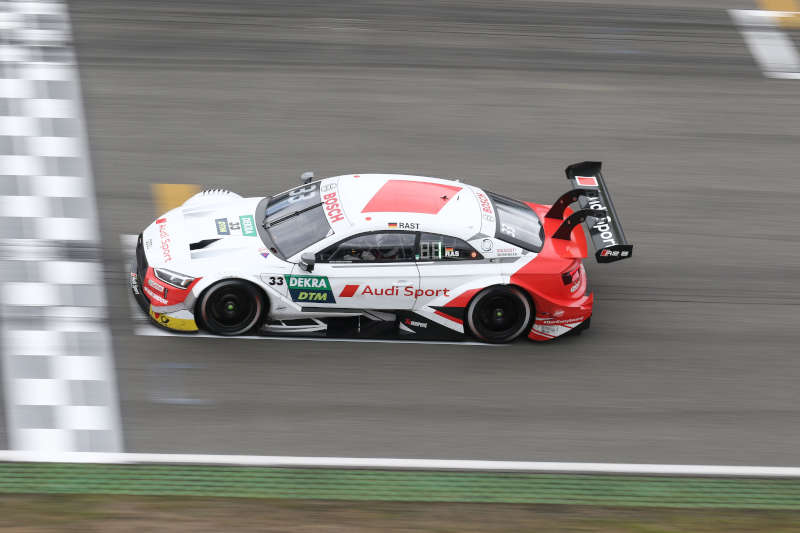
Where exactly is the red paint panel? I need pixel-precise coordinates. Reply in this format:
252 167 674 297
339 284 359 298
361 180 462 214
575 176 598 187
143 267 199 307
434 309 463 325
444 288 481 309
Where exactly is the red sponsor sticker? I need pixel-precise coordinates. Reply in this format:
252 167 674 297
575 176 598 187
323 191 345 223
475 191 493 215
339 284 359 297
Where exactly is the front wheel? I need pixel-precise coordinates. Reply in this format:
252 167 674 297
197 279 265 336
466 286 532 344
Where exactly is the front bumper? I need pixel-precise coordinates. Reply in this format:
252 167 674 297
131 233 199 333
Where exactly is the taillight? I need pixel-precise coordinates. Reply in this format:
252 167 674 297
561 265 580 285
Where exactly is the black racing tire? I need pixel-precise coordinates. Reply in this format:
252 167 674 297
197 279 266 336
466 285 533 344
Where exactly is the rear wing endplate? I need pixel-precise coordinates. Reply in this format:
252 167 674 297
547 161 633 263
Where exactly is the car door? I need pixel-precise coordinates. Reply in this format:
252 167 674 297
414 232 489 312
302 231 420 310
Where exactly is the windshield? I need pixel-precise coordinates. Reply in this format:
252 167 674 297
263 182 332 258
487 192 544 252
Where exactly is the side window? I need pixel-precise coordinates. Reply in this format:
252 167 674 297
418 232 483 261
318 232 416 263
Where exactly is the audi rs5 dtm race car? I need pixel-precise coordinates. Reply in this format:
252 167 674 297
131 162 632 343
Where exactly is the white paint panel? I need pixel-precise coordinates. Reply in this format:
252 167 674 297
35 217 97 241
12 379 68 406
27 136 81 157
0 155 44 175
3 330 63 357
14 429 73 453
52 356 107 380
1 282 61 306
0 78 34 98
40 261 99 285
8 2 68 15
59 405 113 431
31 175 91 197
0 44 30 62
0 195 51 217
0 116 39 136
22 98 74 118
19 63 74 81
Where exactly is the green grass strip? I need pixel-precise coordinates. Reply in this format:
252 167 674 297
1 463 799 509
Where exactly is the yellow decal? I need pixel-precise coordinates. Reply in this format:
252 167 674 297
149 307 198 332
759 0 800 28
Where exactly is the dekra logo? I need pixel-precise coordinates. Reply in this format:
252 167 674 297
284 275 336 303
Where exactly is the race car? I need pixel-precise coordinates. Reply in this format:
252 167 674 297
130 162 632 343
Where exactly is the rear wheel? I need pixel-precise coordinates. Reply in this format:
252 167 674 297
198 279 265 336
466 285 532 344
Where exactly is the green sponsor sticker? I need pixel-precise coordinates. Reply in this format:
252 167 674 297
284 274 335 303
239 215 257 237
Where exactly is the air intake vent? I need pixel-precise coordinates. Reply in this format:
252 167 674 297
202 188 234 196
189 239 221 251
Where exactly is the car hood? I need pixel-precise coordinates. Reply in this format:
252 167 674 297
141 196 282 275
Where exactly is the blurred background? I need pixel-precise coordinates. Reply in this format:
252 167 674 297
3 0 800 499
73 0 800 461
3 0 800 529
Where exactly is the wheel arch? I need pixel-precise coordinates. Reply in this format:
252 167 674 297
193 275 270 332
464 283 535 343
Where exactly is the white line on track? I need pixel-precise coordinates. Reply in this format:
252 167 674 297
729 9 800 79
1 450 800 477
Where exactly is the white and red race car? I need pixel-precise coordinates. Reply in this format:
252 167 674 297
131 162 632 343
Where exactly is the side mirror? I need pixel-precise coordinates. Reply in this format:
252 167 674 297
300 171 314 184
300 252 316 272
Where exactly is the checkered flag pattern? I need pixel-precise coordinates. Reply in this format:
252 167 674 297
0 0 122 452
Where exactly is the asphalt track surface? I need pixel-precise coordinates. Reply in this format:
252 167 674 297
59 0 800 464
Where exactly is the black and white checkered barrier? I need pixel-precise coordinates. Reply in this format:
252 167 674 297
0 0 122 452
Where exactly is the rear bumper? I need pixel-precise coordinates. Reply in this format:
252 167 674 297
527 292 593 341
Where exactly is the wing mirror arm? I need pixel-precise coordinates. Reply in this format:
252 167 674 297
299 252 316 272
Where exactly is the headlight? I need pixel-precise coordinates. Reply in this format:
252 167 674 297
154 268 196 289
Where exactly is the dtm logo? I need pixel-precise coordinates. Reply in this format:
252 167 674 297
215 218 230 235
284 274 336 303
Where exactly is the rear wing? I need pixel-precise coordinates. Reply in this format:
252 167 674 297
545 161 632 263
